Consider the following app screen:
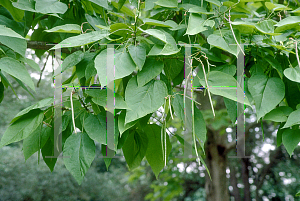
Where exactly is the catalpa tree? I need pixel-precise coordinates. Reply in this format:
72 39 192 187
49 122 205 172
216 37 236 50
0 0 300 199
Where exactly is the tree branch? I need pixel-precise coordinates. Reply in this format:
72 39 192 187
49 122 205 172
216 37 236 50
26 41 81 54
255 146 283 198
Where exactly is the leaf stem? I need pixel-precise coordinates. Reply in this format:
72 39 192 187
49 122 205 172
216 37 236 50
192 102 201 166
197 57 215 117
134 0 141 46
294 40 300 69
228 10 245 56
168 95 174 120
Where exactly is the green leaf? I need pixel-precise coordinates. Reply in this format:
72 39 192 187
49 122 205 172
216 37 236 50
86 14 106 31
276 125 284 147
95 49 136 86
188 6 215 14
0 71 17 96
137 58 164 86
145 124 171 178
141 29 179 55
82 111 119 150
140 28 167 43
0 25 26 56
194 106 206 150
125 77 168 124
148 44 180 56
19 57 41 72
0 82 4 103
110 23 132 36
118 0 126 9
0 0 24 22
207 34 238 57
155 0 178 8
282 109 300 128
92 93 130 110
172 92 184 122
264 106 293 122
0 15 23 36
45 24 81 33
248 74 285 120
62 51 85 72
12 0 35 12
212 64 236 76
128 45 146 71
122 130 148 170
282 129 300 157
186 13 215 35
11 97 53 123
230 20 256 34
0 110 44 148
76 52 95 80
142 18 177 28
89 0 109 9
42 137 57 172
50 30 108 50
111 2 135 18
101 145 115 170
265 2 289 11
13 76 34 98
118 110 137 135
164 57 184 80
197 71 251 106
296 190 300 197
255 20 281 35
264 55 283 78
223 97 238 124
292 8 300 13
0 57 35 91
23 126 52 160
62 114 70 132
145 0 156 10
275 16 300 33
63 132 96 185
35 0 68 14
84 112 107 144
205 0 221 6
283 67 300 83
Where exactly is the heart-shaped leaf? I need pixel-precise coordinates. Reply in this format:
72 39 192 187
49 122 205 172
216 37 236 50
248 74 285 120
63 132 96 185
284 67 300 83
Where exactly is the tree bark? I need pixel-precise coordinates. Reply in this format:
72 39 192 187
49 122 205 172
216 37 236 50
241 158 251 201
229 165 241 201
205 128 230 201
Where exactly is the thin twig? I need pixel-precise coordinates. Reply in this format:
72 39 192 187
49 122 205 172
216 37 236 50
78 94 89 112
43 121 52 127
37 53 50 87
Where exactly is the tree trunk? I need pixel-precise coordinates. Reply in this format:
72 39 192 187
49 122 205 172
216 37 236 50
205 128 230 201
242 158 251 201
229 164 241 201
